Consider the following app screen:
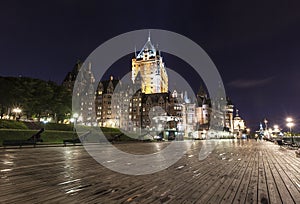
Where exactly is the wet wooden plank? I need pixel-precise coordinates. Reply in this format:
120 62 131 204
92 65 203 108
231 149 255 203
1 140 300 203
195 158 241 203
245 148 259 204
262 149 282 204
257 150 269 204
212 150 251 203
266 151 295 203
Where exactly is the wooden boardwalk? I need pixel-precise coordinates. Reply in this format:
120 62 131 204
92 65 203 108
0 140 299 203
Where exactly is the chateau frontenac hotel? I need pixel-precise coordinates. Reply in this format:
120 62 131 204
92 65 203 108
63 36 246 138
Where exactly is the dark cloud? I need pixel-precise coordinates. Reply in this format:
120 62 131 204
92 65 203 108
228 76 275 88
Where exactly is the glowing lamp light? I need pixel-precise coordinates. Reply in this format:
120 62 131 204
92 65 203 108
73 113 79 119
12 107 22 114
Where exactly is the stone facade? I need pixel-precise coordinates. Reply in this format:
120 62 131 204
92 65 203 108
132 36 168 94
63 36 244 136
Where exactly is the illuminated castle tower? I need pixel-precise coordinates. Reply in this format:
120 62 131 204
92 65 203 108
131 35 168 94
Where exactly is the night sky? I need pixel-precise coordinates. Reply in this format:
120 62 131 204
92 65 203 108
1 0 300 131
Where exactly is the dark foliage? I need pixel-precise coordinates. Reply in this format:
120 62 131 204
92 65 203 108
0 76 71 122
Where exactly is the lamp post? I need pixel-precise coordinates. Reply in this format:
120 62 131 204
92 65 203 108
12 107 22 120
246 128 250 140
286 117 294 144
263 119 269 139
73 113 79 141
264 118 268 130
273 125 279 137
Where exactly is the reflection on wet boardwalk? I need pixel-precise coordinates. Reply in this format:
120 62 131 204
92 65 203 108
1 140 299 203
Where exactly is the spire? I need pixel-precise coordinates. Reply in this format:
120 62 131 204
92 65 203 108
148 30 151 41
184 91 191 103
236 109 239 117
197 85 207 98
260 122 263 131
136 34 156 58
156 44 161 56
134 46 137 57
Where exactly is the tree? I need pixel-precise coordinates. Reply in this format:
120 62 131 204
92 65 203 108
0 76 72 122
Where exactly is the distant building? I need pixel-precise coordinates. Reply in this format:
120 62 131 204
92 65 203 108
95 75 173 131
62 60 82 92
195 86 210 128
71 62 97 126
95 76 121 127
225 98 234 133
233 109 246 137
132 35 168 94
63 35 245 138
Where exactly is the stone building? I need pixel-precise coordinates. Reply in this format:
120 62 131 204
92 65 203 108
62 60 82 92
131 35 168 94
233 109 246 137
95 76 121 127
63 36 242 137
71 62 97 126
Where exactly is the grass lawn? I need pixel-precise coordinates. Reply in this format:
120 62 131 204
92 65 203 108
0 129 76 145
0 120 146 146
0 128 137 146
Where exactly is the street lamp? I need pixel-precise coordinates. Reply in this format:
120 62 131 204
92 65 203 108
246 128 250 139
12 107 22 120
273 125 280 137
72 113 79 141
286 117 294 144
264 118 268 130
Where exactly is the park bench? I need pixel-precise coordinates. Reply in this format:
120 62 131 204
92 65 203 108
276 139 291 146
63 131 91 146
2 128 44 147
282 139 299 148
276 139 299 150
63 132 125 146
109 133 124 143
276 139 284 146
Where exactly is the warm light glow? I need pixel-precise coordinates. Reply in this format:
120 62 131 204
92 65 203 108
287 122 294 128
286 117 293 123
273 125 280 133
12 107 22 113
73 113 79 118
